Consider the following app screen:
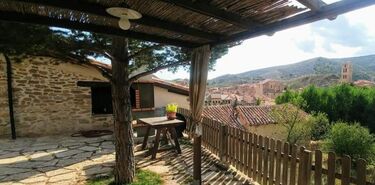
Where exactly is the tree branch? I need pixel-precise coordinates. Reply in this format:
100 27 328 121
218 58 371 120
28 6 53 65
128 44 165 60
129 60 189 82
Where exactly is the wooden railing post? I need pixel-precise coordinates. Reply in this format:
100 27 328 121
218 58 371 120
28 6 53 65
298 149 312 185
219 124 227 162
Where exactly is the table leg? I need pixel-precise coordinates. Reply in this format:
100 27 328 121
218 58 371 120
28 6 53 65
169 127 182 154
141 126 151 150
152 128 161 159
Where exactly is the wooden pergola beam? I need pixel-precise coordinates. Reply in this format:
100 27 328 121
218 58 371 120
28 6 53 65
11 0 222 41
213 0 375 46
0 11 199 48
297 0 326 11
158 0 260 29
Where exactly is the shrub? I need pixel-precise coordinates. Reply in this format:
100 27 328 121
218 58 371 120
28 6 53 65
309 112 330 140
325 122 375 163
165 103 178 113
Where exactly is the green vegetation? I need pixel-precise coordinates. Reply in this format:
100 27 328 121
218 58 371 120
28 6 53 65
309 112 330 140
272 103 313 145
324 122 375 163
86 170 163 185
276 84 375 133
165 103 178 113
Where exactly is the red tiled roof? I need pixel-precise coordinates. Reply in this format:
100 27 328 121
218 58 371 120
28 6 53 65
203 105 244 130
202 105 281 129
237 106 276 126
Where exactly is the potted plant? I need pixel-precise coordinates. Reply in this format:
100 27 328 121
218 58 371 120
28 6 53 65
166 103 178 120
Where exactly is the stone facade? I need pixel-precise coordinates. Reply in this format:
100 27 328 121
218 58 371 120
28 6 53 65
340 63 353 83
0 54 113 137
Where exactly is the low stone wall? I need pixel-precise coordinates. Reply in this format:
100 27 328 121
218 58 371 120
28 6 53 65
0 55 113 137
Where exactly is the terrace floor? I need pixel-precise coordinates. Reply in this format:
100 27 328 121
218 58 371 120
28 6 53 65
0 135 255 185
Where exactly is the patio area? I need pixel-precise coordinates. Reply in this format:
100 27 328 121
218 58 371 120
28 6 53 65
0 135 254 185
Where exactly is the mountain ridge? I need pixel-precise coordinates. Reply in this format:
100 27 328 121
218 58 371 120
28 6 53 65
208 54 375 87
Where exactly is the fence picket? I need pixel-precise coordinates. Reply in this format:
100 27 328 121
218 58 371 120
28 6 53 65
258 135 264 181
244 131 249 175
263 137 270 185
253 134 258 179
282 142 289 185
269 139 276 185
240 130 245 172
356 159 367 185
297 147 305 185
290 145 297 185
314 150 322 185
247 133 253 178
235 129 240 169
327 152 336 185
342 155 351 185
275 140 282 185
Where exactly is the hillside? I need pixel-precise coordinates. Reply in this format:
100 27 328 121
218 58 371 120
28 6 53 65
208 54 375 87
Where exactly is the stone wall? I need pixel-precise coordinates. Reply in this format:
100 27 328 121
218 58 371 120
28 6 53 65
0 54 113 138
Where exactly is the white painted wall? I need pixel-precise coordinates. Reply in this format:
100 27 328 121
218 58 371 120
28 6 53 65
153 86 189 109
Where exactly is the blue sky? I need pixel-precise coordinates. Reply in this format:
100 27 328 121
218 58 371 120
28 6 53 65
155 3 375 80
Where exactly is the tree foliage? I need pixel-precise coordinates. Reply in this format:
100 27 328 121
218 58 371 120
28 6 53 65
324 122 375 163
0 21 238 80
309 112 330 140
271 104 312 145
276 84 375 133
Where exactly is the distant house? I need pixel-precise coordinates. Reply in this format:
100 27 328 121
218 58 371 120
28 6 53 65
353 80 375 87
202 104 288 140
204 93 231 106
0 54 189 137
255 79 285 99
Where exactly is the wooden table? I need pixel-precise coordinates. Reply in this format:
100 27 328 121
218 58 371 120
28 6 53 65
139 117 184 159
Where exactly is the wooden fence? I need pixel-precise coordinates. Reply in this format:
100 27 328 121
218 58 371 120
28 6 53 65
177 108 374 185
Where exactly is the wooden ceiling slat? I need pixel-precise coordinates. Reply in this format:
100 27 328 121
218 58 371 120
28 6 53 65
297 0 326 11
158 0 261 29
212 0 375 46
0 11 199 48
10 0 221 40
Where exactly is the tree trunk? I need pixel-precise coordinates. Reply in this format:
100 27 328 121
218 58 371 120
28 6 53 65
111 37 135 184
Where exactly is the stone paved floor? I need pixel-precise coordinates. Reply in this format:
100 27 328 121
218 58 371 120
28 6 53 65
0 135 254 185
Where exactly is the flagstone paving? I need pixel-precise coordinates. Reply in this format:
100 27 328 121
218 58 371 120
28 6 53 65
0 135 255 185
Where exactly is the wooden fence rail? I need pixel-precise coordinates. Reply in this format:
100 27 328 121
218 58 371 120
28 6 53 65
177 108 374 185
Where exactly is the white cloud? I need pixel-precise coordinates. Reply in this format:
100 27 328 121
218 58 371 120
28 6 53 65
156 5 375 80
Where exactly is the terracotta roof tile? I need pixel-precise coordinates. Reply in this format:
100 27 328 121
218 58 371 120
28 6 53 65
237 106 276 126
203 105 244 130
202 105 280 129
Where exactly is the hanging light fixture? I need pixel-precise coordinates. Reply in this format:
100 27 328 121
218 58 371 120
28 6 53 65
106 6 142 30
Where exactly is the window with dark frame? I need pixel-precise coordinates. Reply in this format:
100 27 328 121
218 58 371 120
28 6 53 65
90 83 155 114
91 86 113 114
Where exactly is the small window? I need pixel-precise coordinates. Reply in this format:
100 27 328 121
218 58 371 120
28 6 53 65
131 83 155 109
91 87 112 114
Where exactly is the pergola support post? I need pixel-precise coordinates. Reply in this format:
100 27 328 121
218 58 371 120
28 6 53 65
189 45 211 185
4 54 16 139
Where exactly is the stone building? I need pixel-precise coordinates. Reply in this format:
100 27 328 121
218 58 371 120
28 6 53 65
340 63 353 83
255 79 285 99
204 93 231 106
0 54 189 138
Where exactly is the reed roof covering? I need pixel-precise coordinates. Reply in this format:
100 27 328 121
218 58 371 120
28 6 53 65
0 0 374 48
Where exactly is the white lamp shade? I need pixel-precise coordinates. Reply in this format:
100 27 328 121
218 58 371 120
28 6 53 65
118 18 131 30
106 7 142 19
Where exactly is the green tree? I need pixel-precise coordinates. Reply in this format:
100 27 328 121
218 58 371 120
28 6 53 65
325 122 375 163
0 21 237 184
272 104 312 145
276 84 375 133
309 112 330 140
